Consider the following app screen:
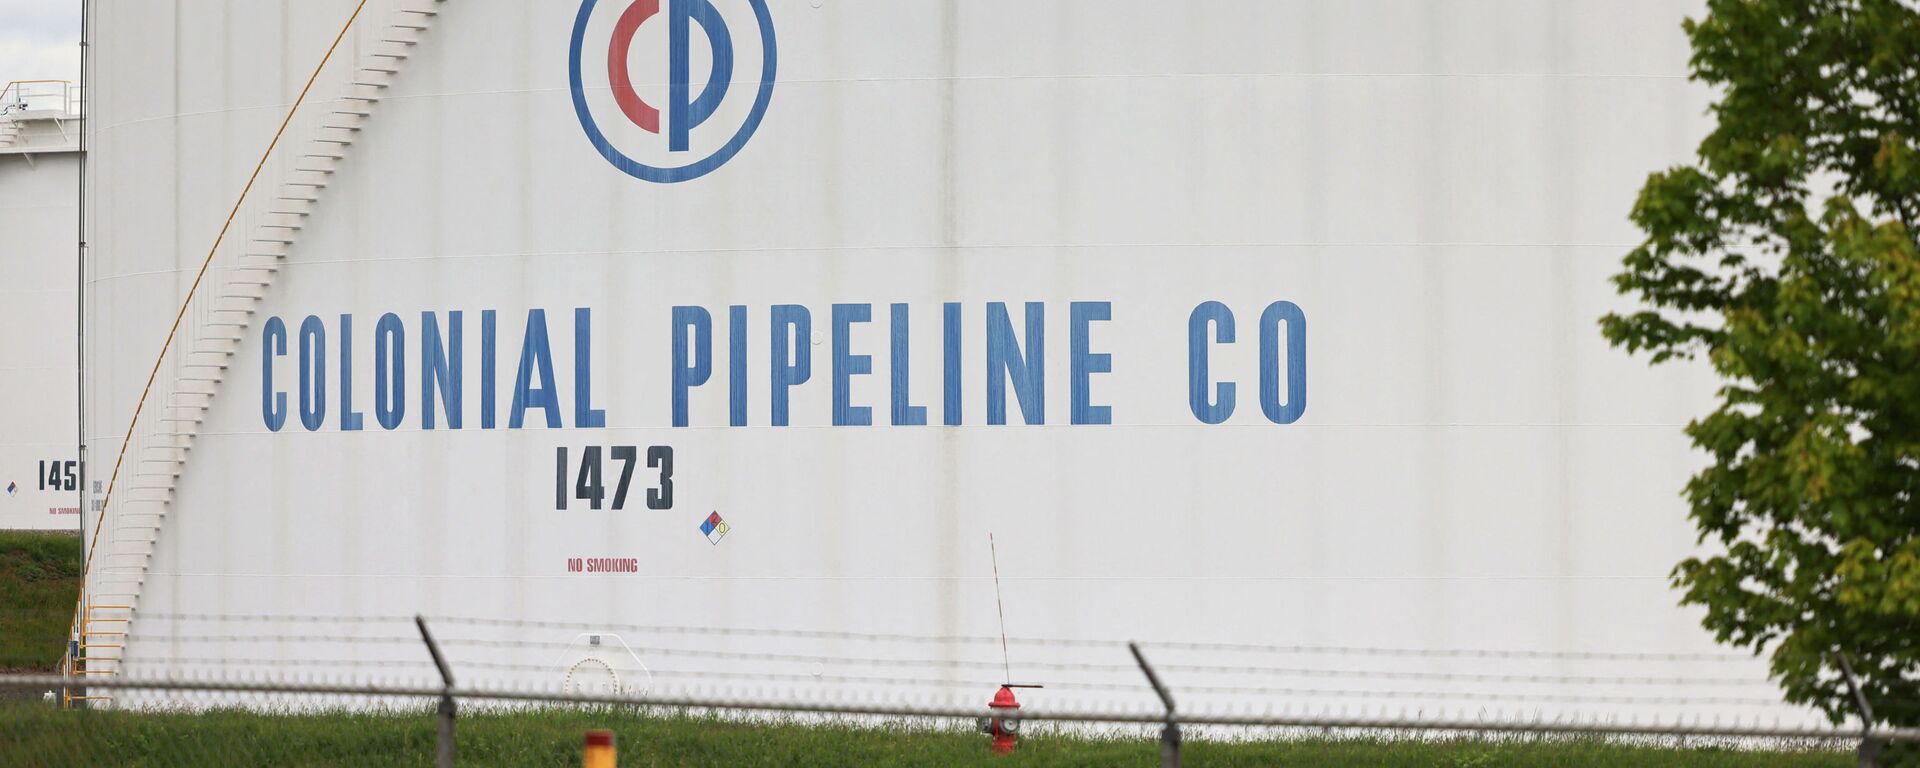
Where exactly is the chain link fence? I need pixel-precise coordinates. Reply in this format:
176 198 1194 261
6 613 1916 766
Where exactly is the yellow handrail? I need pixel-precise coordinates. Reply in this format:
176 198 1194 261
60 2 370 696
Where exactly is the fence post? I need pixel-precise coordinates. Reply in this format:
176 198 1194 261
1129 642 1180 768
417 615 457 768
1835 652 1881 768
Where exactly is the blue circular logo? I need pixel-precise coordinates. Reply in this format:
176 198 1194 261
569 0 777 183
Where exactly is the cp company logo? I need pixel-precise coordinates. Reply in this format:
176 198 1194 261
569 0 777 183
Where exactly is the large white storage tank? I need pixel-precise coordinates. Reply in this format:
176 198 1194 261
83 0 1800 721
0 80 80 532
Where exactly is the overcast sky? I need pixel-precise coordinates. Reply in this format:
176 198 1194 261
0 0 79 86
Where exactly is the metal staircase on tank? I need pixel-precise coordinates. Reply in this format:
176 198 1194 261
67 0 450 707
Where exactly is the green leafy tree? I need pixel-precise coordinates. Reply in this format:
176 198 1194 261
1601 0 1920 730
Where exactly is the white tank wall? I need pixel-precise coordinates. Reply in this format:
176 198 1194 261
88 0 1793 719
82 0 369 471
0 147 79 531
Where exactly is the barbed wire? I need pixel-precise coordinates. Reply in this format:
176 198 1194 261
112 641 1781 689
127 612 1761 663
98 653 1819 710
100 657 1793 707
0 673 1892 742
425 615 1762 662
131 612 415 625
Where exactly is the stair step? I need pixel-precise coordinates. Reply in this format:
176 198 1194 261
312 127 359 145
186 345 237 362
294 155 339 172
257 212 307 230
360 60 403 74
383 26 424 43
230 268 280 284
370 41 412 60
270 198 315 215
285 170 332 188
125 474 178 491
138 444 187 458
226 268 275 283
321 112 368 130
246 241 290 257
352 71 395 88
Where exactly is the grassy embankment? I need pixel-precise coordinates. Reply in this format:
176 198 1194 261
0 530 80 672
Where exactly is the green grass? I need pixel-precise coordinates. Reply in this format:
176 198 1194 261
0 530 81 671
0 705 1858 767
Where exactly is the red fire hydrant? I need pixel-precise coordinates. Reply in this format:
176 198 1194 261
979 685 1022 754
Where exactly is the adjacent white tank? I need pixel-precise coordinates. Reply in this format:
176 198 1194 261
83 0 1799 722
0 80 80 532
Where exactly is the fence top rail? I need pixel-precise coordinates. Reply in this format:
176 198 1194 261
0 673 1905 742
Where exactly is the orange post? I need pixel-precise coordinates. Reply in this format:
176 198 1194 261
584 729 616 768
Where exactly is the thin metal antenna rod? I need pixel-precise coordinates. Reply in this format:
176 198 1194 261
990 532 1011 685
